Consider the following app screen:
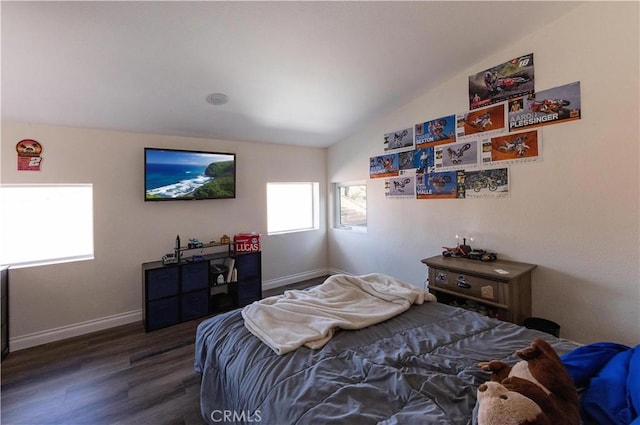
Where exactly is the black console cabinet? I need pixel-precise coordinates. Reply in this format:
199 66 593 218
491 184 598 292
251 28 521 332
142 249 262 332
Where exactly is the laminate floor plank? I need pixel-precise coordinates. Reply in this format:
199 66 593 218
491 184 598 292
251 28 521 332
1 277 323 425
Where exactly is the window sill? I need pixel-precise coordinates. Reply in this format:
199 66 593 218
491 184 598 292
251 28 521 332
334 225 367 233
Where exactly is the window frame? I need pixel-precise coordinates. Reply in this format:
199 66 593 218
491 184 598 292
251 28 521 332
334 181 367 232
0 184 95 268
266 182 320 235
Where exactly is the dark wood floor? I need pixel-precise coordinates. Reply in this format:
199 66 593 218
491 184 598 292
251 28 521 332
1 276 326 425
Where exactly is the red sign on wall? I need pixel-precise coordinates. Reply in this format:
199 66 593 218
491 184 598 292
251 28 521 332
16 139 43 171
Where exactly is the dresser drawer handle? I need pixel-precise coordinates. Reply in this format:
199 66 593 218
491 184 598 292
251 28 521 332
456 275 471 289
436 272 447 283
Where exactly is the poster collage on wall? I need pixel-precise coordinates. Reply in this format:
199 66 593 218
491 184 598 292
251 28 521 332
370 53 582 199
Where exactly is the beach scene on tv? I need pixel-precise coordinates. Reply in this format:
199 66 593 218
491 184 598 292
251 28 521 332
145 149 235 200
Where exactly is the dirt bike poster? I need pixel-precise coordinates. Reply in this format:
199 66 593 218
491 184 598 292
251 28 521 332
385 175 416 199
414 114 456 149
416 170 465 200
383 126 415 152
464 168 510 199
468 53 535 110
456 103 506 139
370 153 399 178
434 139 480 171
397 147 435 175
508 81 581 131
482 129 541 165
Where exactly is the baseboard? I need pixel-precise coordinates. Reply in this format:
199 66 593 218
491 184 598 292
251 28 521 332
9 268 348 351
327 267 350 276
262 267 333 291
9 309 142 352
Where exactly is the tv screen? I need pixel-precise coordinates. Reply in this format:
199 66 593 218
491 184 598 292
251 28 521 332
144 148 236 201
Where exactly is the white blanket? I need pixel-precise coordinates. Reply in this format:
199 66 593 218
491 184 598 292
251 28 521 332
241 273 437 355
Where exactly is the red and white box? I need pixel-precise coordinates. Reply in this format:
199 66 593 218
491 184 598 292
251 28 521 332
234 233 261 253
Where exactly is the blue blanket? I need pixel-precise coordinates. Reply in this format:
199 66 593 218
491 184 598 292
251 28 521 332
561 342 640 425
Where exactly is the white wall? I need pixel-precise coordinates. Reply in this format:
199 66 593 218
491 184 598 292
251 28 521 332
1 123 327 349
1 2 637 350
327 2 639 346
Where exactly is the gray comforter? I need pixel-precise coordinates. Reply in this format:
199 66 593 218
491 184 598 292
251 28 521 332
195 301 578 425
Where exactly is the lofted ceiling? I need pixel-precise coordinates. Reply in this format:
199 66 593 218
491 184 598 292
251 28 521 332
1 1 581 148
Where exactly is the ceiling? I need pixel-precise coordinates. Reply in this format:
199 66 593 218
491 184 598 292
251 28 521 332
1 1 581 148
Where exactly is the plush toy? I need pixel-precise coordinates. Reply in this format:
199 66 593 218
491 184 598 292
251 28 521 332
476 338 580 425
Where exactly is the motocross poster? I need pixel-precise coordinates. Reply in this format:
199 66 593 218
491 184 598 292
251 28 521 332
469 53 535 110
416 170 465 200
370 153 399 178
397 147 434 174
383 126 414 152
508 81 581 131
414 114 456 149
385 175 415 199
464 168 510 199
434 139 480 171
482 129 541 165
456 103 506 139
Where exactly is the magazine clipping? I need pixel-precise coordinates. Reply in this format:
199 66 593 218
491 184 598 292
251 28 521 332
508 81 581 131
370 153 399 178
397 147 434 175
468 53 535 110
383 127 415 152
482 129 541 166
456 103 507 139
416 170 465 200
415 114 456 149
464 168 510 198
385 175 415 199
434 139 480 171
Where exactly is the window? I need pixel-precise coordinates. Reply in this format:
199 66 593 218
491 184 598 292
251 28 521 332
0 184 94 268
336 182 366 230
267 182 319 234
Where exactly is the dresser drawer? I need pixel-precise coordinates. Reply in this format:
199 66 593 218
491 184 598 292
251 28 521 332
181 289 209 321
181 261 209 292
431 268 504 303
146 267 179 300
146 297 179 331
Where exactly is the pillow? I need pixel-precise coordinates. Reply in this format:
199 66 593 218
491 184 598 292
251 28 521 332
560 342 629 389
580 348 635 425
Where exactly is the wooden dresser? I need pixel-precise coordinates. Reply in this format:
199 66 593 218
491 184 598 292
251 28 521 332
421 255 536 325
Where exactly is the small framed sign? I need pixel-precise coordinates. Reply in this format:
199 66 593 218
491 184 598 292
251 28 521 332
16 139 43 171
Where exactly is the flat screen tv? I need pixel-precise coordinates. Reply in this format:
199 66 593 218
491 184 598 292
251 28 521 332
144 148 236 201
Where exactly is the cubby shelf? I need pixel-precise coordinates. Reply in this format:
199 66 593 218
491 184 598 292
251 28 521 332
142 250 262 332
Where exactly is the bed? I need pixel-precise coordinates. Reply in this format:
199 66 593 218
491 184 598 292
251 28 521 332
194 274 581 425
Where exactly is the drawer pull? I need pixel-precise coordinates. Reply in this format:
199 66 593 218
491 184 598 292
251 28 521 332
436 272 447 283
456 275 471 289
